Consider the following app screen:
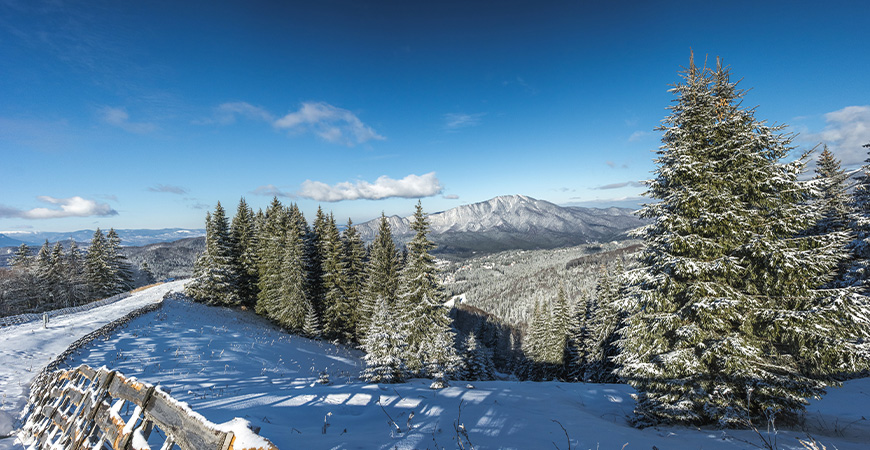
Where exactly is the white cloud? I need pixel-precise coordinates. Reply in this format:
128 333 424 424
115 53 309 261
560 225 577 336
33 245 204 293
275 102 385 146
595 181 645 190
251 184 295 198
148 184 188 195
0 196 118 219
99 106 156 134
211 102 275 125
298 172 443 202
444 113 485 131
808 105 870 167
204 101 384 146
628 130 653 142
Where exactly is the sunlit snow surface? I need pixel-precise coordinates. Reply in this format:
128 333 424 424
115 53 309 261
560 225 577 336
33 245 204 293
2 285 870 449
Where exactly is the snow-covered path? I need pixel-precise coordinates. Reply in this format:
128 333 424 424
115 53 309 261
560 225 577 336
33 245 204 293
0 280 185 438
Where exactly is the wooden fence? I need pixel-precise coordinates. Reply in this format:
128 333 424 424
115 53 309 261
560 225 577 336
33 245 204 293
18 365 278 450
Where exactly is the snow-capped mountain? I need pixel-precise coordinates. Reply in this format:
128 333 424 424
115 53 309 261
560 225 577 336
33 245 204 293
0 228 205 247
355 194 645 255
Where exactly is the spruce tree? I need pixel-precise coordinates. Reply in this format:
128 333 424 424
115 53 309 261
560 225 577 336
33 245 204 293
66 240 88 306
140 261 156 285
462 332 494 381
186 202 241 306
85 229 114 300
342 219 367 342
10 243 32 269
616 57 867 427
398 201 459 376
361 296 409 383
321 214 352 340
272 210 309 330
813 146 849 233
840 143 870 291
581 269 621 383
256 198 287 317
106 229 134 294
303 299 323 338
359 214 400 339
231 197 259 306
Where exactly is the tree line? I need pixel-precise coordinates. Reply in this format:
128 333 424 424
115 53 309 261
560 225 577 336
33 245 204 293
0 229 140 316
186 199 496 386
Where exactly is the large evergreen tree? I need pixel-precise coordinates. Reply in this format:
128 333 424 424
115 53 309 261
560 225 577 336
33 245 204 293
321 214 353 340
342 219 367 342
85 229 114 300
231 197 259 306
105 229 134 294
186 202 241 306
397 202 459 376
361 296 408 384
812 146 850 233
273 206 310 330
359 214 400 339
840 143 870 292
616 58 868 427
256 198 288 317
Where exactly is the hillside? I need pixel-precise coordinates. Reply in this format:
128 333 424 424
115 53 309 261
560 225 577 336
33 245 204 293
355 195 645 256
3 284 868 450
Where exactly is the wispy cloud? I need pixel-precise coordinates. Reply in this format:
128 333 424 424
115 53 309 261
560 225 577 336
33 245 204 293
99 106 156 134
807 105 870 167
444 113 485 131
251 184 295 198
629 130 653 142
443 194 460 200
298 172 443 202
148 184 188 195
204 101 384 146
0 196 117 219
594 181 645 190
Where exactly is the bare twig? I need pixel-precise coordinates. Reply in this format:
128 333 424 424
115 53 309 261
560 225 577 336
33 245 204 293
378 397 402 435
551 419 572 450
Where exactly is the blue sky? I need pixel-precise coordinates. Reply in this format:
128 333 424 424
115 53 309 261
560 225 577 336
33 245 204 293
1 0 868 232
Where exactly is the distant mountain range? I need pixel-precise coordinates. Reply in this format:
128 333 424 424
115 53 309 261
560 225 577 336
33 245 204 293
355 194 645 256
0 228 205 248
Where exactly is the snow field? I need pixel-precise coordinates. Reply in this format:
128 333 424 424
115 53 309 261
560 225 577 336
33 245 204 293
53 296 870 449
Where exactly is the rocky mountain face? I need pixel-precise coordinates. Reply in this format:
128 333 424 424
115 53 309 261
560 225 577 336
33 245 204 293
355 195 646 256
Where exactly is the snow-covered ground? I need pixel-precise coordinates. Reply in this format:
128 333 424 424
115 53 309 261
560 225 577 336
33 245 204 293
2 286 870 449
0 281 185 442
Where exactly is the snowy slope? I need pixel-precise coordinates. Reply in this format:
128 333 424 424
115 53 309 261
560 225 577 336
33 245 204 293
4 293 866 450
0 281 185 440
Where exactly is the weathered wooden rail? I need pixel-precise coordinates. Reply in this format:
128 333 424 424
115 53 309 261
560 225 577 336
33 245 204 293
18 365 278 450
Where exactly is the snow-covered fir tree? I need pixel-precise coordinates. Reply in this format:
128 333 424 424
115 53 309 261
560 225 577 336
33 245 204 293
85 229 115 300
361 296 409 383
105 228 134 294
256 198 288 317
397 202 459 377
341 218 366 342
812 146 850 233
616 57 868 427
840 143 870 291
580 268 621 383
461 331 494 381
186 202 241 306
273 205 312 330
359 214 400 339
231 197 259 306
303 299 322 339
321 214 353 340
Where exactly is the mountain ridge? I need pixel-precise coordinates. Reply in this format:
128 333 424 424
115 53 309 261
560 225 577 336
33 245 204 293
355 194 645 256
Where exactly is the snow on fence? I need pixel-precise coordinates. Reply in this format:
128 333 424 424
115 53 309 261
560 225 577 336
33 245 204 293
0 292 132 328
18 364 278 450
